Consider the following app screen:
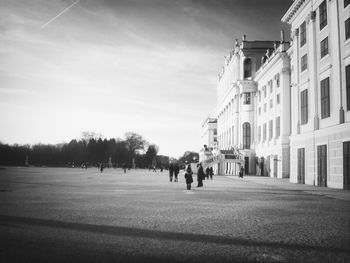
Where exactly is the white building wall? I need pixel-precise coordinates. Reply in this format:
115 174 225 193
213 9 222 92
282 0 350 189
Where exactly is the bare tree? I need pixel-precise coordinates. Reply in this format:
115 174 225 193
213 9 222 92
124 132 147 168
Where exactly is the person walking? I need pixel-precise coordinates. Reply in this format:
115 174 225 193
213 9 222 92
122 163 127 173
209 167 214 180
169 162 174 182
239 166 244 178
205 167 210 180
174 163 180 182
197 163 205 187
184 165 193 190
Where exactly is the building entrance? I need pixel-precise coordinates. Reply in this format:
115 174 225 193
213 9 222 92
344 141 350 190
317 145 327 187
297 148 305 184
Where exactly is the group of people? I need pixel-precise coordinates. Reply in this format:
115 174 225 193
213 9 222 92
169 162 180 182
183 163 214 190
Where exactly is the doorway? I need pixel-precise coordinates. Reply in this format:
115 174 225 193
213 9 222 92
297 148 305 184
317 145 327 187
344 141 350 190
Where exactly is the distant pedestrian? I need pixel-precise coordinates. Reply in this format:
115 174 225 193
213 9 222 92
205 167 210 179
197 163 205 187
239 166 244 178
122 163 127 173
100 163 104 173
153 166 157 172
184 165 193 190
169 162 174 182
174 163 180 182
209 167 213 180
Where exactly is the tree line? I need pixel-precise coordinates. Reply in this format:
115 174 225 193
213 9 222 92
0 131 199 169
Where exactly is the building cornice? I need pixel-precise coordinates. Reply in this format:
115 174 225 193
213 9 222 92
281 0 309 24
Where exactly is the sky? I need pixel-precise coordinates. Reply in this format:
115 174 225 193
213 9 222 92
0 0 292 158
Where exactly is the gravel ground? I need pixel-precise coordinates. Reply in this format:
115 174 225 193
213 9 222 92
0 167 349 263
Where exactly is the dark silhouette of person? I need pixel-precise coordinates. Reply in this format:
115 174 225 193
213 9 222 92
197 163 205 187
184 165 193 190
174 163 180 182
169 162 174 182
205 167 210 179
239 166 244 178
209 167 214 180
122 163 127 173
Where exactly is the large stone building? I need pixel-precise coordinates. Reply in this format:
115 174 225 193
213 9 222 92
254 41 291 179
201 0 350 189
282 0 350 189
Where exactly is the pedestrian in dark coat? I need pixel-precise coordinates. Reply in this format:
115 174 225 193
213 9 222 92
209 167 214 180
197 163 205 187
184 165 193 190
205 167 210 179
169 163 174 182
239 166 244 178
174 163 180 182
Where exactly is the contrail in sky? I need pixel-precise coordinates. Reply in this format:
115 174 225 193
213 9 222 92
40 0 80 29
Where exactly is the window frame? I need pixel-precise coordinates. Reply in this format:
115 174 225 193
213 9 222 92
300 21 307 47
276 116 280 138
320 77 330 119
301 89 308 125
301 54 308 72
319 1 327 30
320 37 328 58
242 122 251 149
346 18 350 40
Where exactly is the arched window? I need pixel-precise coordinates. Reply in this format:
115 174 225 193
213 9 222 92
242 122 251 149
244 58 252 79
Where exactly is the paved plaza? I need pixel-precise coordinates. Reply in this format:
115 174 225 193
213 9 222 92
0 167 349 263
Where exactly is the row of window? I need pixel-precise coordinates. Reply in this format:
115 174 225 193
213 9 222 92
300 1 327 48
257 117 280 143
258 74 280 102
300 37 328 73
300 77 331 125
258 95 281 115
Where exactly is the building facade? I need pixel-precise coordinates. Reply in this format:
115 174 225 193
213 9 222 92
254 42 291 179
282 0 350 189
201 0 350 189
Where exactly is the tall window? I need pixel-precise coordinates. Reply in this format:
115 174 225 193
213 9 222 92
319 1 327 30
263 123 267 141
277 94 280 104
300 21 306 47
346 18 350 40
320 37 328 58
242 122 251 149
270 99 273 109
269 120 273 140
346 65 350 111
258 125 261 142
243 92 251 104
301 54 308 71
276 116 280 138
276 73 280 88
244 58 252 79
301 89 308 125
345 0 350 8
263 86 267 98
259 107 261 115
321 77 330 119
269 80 273 93
264 103 267 112
258 91 261 102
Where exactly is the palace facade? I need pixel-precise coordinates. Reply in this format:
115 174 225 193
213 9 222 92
200 0 350 189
